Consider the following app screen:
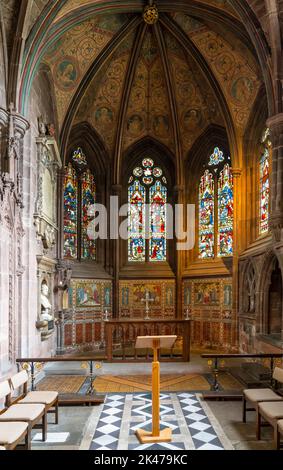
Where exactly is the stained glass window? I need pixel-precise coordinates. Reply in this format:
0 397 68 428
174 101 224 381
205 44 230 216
209 147 224 167
81 170 96 260
199 170 214 259
63 149 96 261
260 148 270 234
150 181 167 262
199 148 233 259
63 163 78 259
128 158 167 263
218 164 233 257
128 180 146 262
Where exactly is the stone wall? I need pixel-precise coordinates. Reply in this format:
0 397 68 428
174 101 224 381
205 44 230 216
0 66 59 377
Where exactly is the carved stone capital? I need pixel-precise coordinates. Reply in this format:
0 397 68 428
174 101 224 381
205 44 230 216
231 168 242 179
270 212 283 243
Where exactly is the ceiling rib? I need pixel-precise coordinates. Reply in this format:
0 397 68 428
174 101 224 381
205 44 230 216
153 21 183 186
60 15 142 160
160 13 238 165
113 22 148 185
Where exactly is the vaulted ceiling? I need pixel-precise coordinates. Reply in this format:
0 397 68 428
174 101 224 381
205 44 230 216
36 3 262 160
2 0 277 163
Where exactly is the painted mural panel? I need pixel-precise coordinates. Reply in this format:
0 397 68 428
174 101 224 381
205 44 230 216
119 280 175 318
70 279 112 312
183 278 235 351
63 279 112 353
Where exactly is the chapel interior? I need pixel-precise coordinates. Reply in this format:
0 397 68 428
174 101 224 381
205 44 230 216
0 0 283 452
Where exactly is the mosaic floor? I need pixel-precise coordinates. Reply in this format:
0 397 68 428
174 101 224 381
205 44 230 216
83 393 234 451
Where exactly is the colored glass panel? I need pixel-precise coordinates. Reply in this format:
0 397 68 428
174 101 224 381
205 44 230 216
143 177 154 185
63 163 78 259
260 148 270 234
128 180 146 262
199 170 214 259
72 147 88 170
142 158 154 168
149 181 167 262
218 164 233 257
133 167 143 177
209 147 225 167
81 169 96 260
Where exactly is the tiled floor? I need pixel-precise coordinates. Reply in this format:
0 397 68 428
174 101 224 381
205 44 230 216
87 393 233 451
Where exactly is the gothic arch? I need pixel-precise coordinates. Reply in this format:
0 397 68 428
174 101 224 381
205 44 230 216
122 136 176 190
258 250 282 334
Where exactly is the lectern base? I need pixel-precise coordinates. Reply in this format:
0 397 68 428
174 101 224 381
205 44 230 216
135 428 172 444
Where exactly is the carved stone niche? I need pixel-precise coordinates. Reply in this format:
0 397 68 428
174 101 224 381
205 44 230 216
34 135 62 249
36 255 57 342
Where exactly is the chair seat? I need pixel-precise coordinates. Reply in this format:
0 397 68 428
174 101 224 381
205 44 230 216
259 401 283 420
0 403 45 422
244 388 282 403
0 422 28 445
19 391 58 405
277 419 283 434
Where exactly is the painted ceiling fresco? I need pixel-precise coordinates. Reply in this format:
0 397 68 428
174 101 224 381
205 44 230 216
38 4 263 157
123 29 174 153
74 31 136 151
43 14 127 125
165 31 223 156
173 13 261 130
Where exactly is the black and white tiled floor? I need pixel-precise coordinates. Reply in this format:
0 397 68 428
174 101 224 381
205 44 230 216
89 393 233 451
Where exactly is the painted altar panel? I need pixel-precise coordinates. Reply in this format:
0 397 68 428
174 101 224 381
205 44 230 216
69 279 113 313
183 278 235 351
63 279 112 352
119 280 176 319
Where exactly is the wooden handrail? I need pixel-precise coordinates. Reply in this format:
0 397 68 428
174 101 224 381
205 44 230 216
16 357 103 362
201 353 283 392
202 353 283 359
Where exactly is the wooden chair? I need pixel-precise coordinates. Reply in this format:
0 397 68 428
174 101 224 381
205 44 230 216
276 419 283 451
0 380 47 441
243 367 283 422
0 422 31 450
257 401 283 449
10 370 59 425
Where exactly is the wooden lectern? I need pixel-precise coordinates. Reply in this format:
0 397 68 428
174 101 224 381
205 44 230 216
135 335 177 444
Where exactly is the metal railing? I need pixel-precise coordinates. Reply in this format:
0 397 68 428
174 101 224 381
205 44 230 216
201 353 283 392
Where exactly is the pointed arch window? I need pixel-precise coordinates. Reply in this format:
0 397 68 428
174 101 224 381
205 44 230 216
199 147 233 259
260 129 271 235
63 148 96 261
128 158 167 263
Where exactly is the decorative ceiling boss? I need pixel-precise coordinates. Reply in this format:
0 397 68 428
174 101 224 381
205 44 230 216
143 4 159 25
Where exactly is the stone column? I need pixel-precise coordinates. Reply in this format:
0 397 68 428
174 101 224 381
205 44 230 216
112 184 122 318
232 168 242 350
267 114 283 242
174 184 185 319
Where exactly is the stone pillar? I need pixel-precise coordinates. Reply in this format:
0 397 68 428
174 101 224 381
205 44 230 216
174 185 185 319
268 114 283 242
112 184 122 318
232 168 242 350
0 106 29 376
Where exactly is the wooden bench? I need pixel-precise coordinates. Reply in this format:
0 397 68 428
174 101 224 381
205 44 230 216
0 380 47 441
257 401 283 449
276 419 283 450
243 367 283 423
0 422 30 450
11 371 59 424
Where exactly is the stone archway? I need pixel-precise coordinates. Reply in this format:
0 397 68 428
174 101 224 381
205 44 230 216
267 260 282 336
258 252 283 340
